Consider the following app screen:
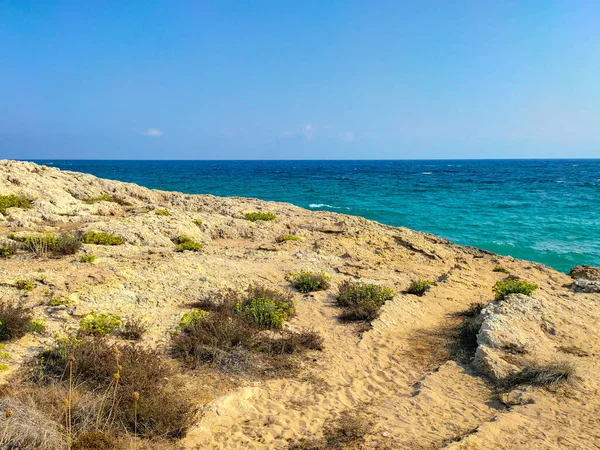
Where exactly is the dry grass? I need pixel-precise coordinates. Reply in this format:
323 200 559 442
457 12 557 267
289 411 372 449
0 301 33 341
498 362 575 391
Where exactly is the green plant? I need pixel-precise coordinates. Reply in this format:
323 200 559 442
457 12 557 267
492 279 538 300
49 297 73 307
79 254 96 263
27 319 47 334
336 280 394 322
0 241 18 258
154 209 170 216
174 236 202 252
83 231 124 246
406 280 434 296
235 286 295 329
52 232 82 255
18 232 58 256
16 279 34 291
243 212 276 222
82 195 132 206
493 265 510 274
286 270 331 293
277 234 301 243
192 219 203 227
0 194 31 214
0 301 33 341
79 312 122 336
178 309 210 331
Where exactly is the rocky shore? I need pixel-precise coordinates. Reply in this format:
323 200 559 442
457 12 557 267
0 159 598 449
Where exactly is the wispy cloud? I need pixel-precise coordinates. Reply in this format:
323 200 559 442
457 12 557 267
144 128 164 137
303 124 313 141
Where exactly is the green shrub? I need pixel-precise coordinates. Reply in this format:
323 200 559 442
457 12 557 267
82 195 131 206
235 286 295 329
174 236 202 252
0 240 18 257
27 318 46 334
0 301 33 341
336 280 394 322
244 212 276 222
493 279 538 300
155 209 170 216
79 254 96 263
52 232 82 255
193 219 203 227
493 265 510 274
49 296 73 307
178 309 210 331
17 232 58 256
406 280 434 296
0 194 31 214
83 231 124 245
287 270 331 293
277 234 301 242
79 312 122 336
15 279 34 291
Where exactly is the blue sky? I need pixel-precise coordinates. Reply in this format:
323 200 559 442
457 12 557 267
1 0 599 159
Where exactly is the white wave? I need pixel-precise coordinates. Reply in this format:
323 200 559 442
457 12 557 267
308 203 346 209
422 172 432 175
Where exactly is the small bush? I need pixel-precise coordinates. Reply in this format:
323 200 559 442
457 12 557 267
120 317 147 340
155 209 170 216
0 240 19 257
0 194 32 214
406 280 434 296
27 318 46 334
492 279 538 300
259 329 324 355
19 232 58 256
192 219 202 227
277 234 301 243
0 301 33 341
72 431 122 450
16 279 35 291
499 362 575 390
83 231 124 246
336 280 393 321
289 412 371 449
53 232 82 255
49 297 73 307
82 195 132 206
287 270 331 293
493 265 510 274
235 285 295 329
174 236 202 252
244 212 276 222
178 309 210 331
79 312 122 336
79 254 96 263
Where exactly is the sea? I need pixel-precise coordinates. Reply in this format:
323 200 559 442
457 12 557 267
34 159 600 273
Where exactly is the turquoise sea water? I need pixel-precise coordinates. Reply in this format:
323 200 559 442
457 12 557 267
35 160 600 273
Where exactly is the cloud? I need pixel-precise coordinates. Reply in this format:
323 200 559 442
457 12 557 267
303 124 313 141
144 128 164 137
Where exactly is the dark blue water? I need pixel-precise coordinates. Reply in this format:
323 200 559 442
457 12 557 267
34 160 600 272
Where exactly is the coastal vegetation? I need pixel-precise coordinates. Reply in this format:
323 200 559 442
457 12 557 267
174 235 203 252
406 280 434 296
79 312 122 336
499 362 575 390
286 270 331 293
336 280 394 321
79 254 96 263
493 265 510 274
277 233 301 242
0 194 31 214
244 212 276 222
82 194 132 206
83 231 124 246
155 208 170 216
492 279 538 300
0 301 33 341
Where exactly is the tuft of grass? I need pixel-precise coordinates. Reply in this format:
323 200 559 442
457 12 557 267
0 301 33 341
336 280 394 322
277 234 301 243
17 232 57 256
499 362 575 391
286 270 331 293
235 285 295 329
289 412 371 449
120 317 148 341
0 194 32 214
16 279 35 292
154 209 170 216
82 195 131 206
0 240 19 258
79 312 122 336
192 219 203 227
492 279 538 300
493 265 510 274
79 254 96 263
178 309 210 331
83 231 124 246
26 319 47 334
72 431 122 450
174 236 203 252
406 280 434 296
49 297 73 307
244 212 276 222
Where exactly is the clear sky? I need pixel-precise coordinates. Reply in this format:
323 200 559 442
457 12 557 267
1 0 599 160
